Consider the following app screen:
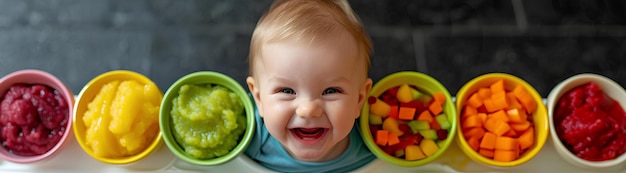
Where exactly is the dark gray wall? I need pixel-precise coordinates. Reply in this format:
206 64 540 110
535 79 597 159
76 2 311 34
1 0 624 97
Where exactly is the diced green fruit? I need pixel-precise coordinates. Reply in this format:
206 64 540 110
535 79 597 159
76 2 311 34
437 140 446 148
405 145 426 160
370 98 391 117
420 139 439 157
408 120 430 134
394 149 405 158
435 114 451 130
411 88 425 101
369 114 383 125
383 117 404 136
419 129 438 140
396 84 413 103
416 94 433 103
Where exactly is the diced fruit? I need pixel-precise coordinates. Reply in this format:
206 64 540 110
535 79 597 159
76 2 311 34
389 105 399 119
416 110 434 123
411 88 425 101
388 132 400 146
382 118 404 136
369 114 383 125
407 120 430 133
376 130 389 146
436 129 448 140
420 139 439 157
419 129 438 140
396 84 413 103
435 114 451 129
370 98 391 117
398 107 416 120
405 145 426 160
368 83 451 161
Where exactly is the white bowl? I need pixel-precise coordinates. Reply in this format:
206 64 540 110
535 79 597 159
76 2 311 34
547 73 626 170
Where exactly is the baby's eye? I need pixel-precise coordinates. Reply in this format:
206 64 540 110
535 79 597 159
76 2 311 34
322 87 343 95
278 88 296 94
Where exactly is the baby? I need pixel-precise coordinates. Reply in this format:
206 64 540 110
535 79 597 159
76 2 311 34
244 0 376 172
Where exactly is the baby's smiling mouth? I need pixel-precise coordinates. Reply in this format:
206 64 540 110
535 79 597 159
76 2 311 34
290 128 328 144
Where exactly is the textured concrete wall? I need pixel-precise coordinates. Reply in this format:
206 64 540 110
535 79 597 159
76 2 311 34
1 0 624 96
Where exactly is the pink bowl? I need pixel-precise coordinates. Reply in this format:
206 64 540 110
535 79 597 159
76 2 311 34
0 69 74 163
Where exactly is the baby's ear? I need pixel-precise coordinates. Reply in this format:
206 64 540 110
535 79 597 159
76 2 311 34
246 76 264 117
355 78 373 119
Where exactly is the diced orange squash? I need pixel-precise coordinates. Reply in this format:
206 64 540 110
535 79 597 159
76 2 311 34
510 121 531 133
483 98 498 113
387 132 400 146
503 128 518 137
478 88 492 99
468 136 480 151
432 92 446 104
480 132 497 150
463 127 485 139
519 127 535 150
388 105 399 119
490 110 510 122
477 113 488 124
376 130 389 146
398 107 416 120
495 136 519 151
417 110 434 123
479 148 495 158
467 93 483 108
491 91 509 111
462 115 482 129
429 102 443 115
485 118 510 136
494 149 517 162
463 105 478 118
506 108 527 123
512 85 537 114
490 79 505 94
506 92 523 110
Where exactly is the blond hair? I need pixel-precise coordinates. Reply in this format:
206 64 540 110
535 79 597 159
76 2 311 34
248 0 372 76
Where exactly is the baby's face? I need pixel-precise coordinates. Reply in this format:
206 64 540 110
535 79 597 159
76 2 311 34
247 34 371 161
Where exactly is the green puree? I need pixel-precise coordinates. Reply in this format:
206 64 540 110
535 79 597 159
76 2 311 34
171 84 246 159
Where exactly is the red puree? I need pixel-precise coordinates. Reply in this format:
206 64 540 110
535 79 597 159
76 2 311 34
0 84 68 156
554 82 626 161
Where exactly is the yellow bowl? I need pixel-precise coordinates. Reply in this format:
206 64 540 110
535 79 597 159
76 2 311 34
73 70 163 164
455 73 548 167
360 71 457 167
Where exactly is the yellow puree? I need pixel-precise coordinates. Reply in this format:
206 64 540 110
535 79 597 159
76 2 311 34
83 80 161 158
171 84 245 159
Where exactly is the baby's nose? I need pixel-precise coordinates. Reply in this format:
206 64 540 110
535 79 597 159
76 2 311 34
295 99 323 118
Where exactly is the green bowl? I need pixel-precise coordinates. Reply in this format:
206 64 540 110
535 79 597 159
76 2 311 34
159 71 255 166
359 71 457 167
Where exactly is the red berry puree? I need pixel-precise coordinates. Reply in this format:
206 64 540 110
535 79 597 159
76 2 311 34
0 84 68 156
554 82 626 161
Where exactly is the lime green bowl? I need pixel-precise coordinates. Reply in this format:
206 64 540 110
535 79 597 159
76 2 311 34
455 73 548 167
73 70 163 165
360 71 457 167
159 71 255 166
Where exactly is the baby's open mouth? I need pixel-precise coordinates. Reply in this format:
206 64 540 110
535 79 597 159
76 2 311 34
290 128 328 142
